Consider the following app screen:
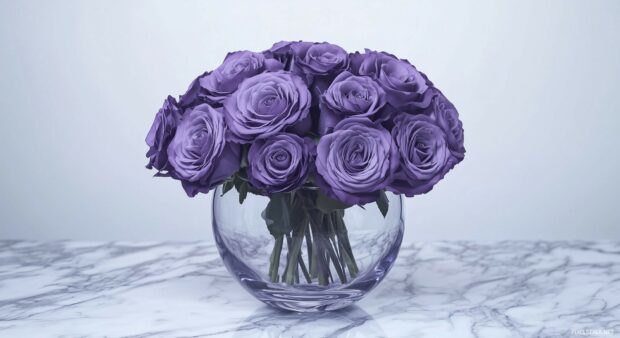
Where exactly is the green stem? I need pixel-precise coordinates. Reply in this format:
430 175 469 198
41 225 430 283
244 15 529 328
264 191 360 286
328 213 345 271
333 211 359 278
309 211 329 286
282 233 293 283
326 249 334 284
306 224 316 278
325 238 346 283
327 213 345 276
296 220 312 284
269 235 284 282
297 250 311 283
324 214 347 284
284 222 305 284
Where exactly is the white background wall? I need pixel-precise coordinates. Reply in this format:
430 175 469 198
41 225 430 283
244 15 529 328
1 0 619 241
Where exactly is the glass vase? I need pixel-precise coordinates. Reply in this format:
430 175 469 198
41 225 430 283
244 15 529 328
212 185 404 312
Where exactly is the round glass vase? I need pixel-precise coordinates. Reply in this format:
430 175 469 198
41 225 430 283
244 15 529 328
212 185 404 312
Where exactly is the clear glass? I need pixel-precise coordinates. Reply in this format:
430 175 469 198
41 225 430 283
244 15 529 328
212 185 404 312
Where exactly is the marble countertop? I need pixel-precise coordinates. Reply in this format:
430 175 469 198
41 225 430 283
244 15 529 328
0 241 619 338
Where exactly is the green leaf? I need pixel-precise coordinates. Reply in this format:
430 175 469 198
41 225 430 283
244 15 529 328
231 173 245 203
233 170 264 201
221 180 234 196
237 181 248 204
377 190 389 217
262 195 292 238
315 191 352 212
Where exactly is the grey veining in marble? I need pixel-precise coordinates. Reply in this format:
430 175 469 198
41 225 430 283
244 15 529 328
0 241 619 337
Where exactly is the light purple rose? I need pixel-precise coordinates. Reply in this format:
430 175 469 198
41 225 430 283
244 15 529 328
429 91 465 160
319 71 387 134
315 117 399 204
200 51 283 104
178 71 207 109
264 41 296 68
351 50 433 111
268 41 348 76
388 114 459 196
293 42 348 75
223 71 311 143
247 133 315 193
178 51 283 108
167 103 241 197
145 96 181 172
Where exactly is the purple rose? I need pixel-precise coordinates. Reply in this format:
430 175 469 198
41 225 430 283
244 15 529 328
429 91 465 160
247 133 315 193
178 71 207 109
264 41 296 67
145 96 181 171
351 50 433 111
223 71 311 143
293 42 348 75
315 117 398 204
200 51 283 105
167 104 241 197
147 41 466 203
388 114 458 196
268 41 348 76
178 51 283 108
318 71 387 134
350 50 396 77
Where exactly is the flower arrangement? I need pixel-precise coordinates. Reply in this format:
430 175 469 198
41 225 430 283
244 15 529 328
146 41 465 286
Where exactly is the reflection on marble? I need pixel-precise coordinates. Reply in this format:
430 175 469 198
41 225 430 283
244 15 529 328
0 241 619 337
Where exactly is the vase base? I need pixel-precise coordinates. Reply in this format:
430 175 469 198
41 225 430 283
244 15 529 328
243 281 365 312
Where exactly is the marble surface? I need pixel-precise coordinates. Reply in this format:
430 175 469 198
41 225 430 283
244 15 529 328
0 241 619 338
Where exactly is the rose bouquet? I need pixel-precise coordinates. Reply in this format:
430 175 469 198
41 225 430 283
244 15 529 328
146 41 464 287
